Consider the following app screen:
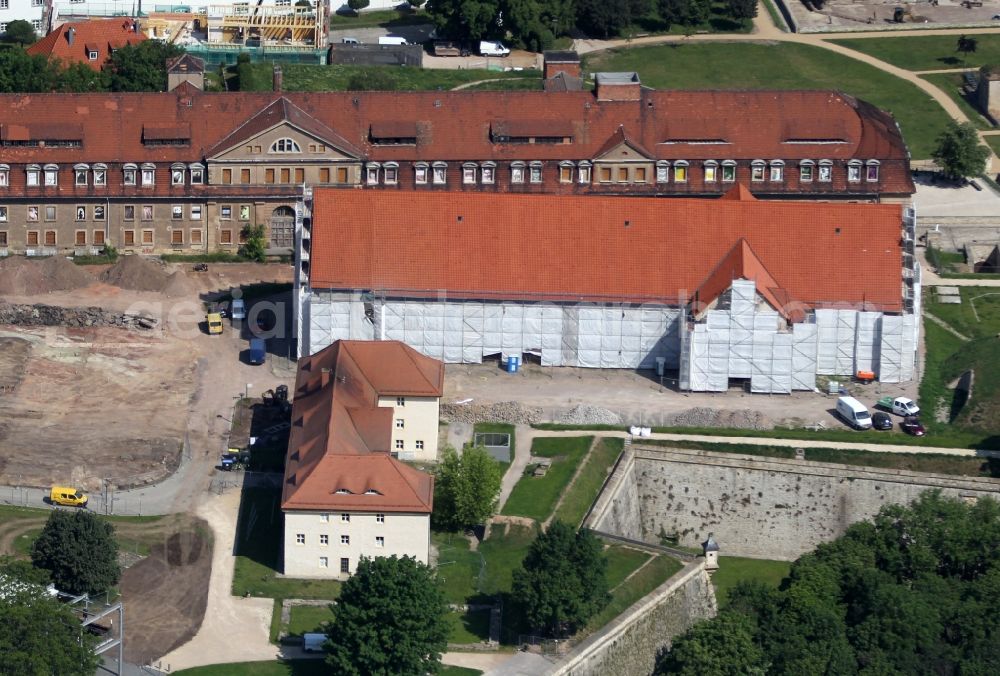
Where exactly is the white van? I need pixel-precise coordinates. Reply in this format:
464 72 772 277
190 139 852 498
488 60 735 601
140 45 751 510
302 632 326 652
836 396 872 430
341 37 360 45
378 36 408 46
479 40 510 57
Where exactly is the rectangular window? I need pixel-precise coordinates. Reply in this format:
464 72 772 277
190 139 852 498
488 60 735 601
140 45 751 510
123 230 135 245
190 229 203 244
336 167 348 183
395 439 404 450
75 230 86 246
191 205 202 220
45 206 56 221
280 168 290 184
578 166 591 184
848 165 861 182
319 167 331 183
375 536 384 548
294 168 304 183
341 513 350 522
44 230 56 246
396 397 405 406
220 229 233 244
599 167 612 183
0 170 9 187
320 534 329 546
559 166 572 183
819 165 832 182
340 558 349 574
395 419 404 429
172 205 183 219
222 169 232 184
74 205 87 222
142 205 153 221
0 207 6 222
265 169 275 184
320 514 329 523
240 168 251 184
432 166 446 185
634 167 647 183
141 230 154 244
751 165 765 182
191 167 204 184
27 170 39 187
341 535 350 545
27 231 39 246
27 206 38 221
123 205 135 221
674 165 687 183
141 168 154 186
44 168 58 186
480 166 493 184
462 166 476 184
416 440 424 450
367 167 379 185
171 230 183 245
800 165 813 182
376 513 385 523
239 205 250 221
770 165 783 181
124 168 136 185
705 165 717 182
415 166 428 184
511 166 525 184
296 533 305 545
385 166 399 184
866 165 879 182
656 165 668 183
221 205 232 220
529 165 542 183
319 556 328 568
171 168 184 185
617 167 628 183
93 205 105 221
75 169 88 186
94 169 106 186
93 230 105 246
0 231 7 247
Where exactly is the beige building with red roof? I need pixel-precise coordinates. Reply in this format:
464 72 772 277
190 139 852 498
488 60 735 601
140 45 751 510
27 19 145 70
295 186 920 393
281 340 442 578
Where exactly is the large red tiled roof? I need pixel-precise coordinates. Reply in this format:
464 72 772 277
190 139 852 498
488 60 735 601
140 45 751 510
281 340 437 513
308 186 904 313
27 19 145 70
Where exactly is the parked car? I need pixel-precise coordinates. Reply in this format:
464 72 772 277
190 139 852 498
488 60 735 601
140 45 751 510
248 338 266 365
876 396 920 417
836 396 873 430
900 416 926 436
341 36 360 44
231 298 246 321
872 412 893 431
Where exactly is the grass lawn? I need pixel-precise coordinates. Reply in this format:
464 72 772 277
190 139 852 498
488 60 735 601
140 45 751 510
461 77 544 91
584 41 952 159
433 523 538 602
711 556 791 606
920 73 995 131
553 438 625 527
433 531 483 604
501 437 593 521
329 8 431 29
286 604 334 636
582 555 683 634
477 523 538 597
830 35 1000 72
232 489 342 600
446 608 492 643
927 243 968 274
987 135 1000 157
621 1 752 36
238 63 539 92
176 663 479 676
604 545 652 589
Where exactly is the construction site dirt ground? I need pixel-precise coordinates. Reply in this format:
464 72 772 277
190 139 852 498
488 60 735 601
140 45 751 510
0 261 295 493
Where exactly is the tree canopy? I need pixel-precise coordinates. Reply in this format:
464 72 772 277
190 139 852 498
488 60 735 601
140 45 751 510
30 510 121 597
0 575 100 675
104 41 184 92
325 555 449 676
932 121 990 180
3 20 37 47
512 521 609 637
238 224 268 262
657 492 1000 675
432 444 504 531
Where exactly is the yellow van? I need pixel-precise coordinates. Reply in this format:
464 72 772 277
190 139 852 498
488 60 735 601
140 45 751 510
50 486 88 508
207 312 224 335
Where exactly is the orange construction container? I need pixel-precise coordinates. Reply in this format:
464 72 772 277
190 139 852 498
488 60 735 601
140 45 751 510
855 370 876 383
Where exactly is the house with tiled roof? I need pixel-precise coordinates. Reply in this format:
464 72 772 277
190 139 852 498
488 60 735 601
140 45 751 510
27 19 145 70
281 340 443 578
295 186 919 393
0 76 913 257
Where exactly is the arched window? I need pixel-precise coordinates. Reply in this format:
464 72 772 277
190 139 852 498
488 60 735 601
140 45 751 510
269 138 301 153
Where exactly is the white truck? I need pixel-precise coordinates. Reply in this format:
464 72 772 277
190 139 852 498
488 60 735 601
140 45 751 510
378 36 409 46
876 396 920 417
479 40 510 57
836 396 873 430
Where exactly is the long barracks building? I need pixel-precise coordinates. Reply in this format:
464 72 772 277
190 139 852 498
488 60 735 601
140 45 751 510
0 77 914 256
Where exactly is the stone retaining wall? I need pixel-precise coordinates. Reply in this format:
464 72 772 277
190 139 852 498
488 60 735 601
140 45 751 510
0 303 157 330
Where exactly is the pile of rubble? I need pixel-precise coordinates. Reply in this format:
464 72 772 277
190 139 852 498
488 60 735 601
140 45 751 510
441 401 543 425
0 303 158 330
554 404 622 426
662 407 773 430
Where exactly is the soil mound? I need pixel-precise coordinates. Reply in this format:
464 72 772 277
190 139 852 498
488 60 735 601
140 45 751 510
100 255 180 294
162 271 195 298
0 257 93 295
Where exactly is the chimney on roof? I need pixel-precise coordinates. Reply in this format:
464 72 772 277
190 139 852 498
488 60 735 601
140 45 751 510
67 27 76 46
273 65 283 93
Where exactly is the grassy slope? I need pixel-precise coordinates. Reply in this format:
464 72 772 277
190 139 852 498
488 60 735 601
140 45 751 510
553 438 625 527
583 555 683 634
175 662 480 676
585 41 951 159
240 63 537 92
286 605 333 636
711 556 791 606
501 437 593 521
830 35 1000 72
919 72 995 131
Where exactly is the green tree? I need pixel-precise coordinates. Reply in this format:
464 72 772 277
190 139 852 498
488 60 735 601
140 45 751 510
348 0 371 11
59 61 112 92
105 40 184 92
659 0 711 27
0 576 100 675
0 48 61 92
30 510 120 597
932 121 990 181
433 444 503 531
726 0 758 20
238 223 268 262
656 612 767 675
0 556 50 586
427 0 503 40
956 35 978 64
3 19 37 46
409 0 426 7
512 521 609 637
325 555 448 676
576 0 651 38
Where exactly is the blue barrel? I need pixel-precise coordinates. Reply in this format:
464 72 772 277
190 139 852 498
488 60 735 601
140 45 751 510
506 355 520 373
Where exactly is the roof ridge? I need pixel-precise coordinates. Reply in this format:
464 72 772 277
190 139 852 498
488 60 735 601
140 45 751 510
385 456 433 510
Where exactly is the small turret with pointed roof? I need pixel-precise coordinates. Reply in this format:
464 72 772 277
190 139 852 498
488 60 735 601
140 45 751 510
702 533 720 571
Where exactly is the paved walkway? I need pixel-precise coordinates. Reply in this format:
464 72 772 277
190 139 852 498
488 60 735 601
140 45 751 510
497 425 537 511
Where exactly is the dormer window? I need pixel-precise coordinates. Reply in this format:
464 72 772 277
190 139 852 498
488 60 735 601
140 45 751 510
673 160 688 183
462 163 477 185
480 162 495 184
656 161 669 183
93 164 107 186
335 488 352 495
74 164 89 186
847 160 862 183
818 160 833 182
123 164 137 186
511 161 525 184
721 160 736 182
190 164 204 184
865 160 880 182
750 160 766 182
141 164 155 186
432 162 447 185
529 161 543 184
769 160 784 182
43 164 58 186
0 164 8 187
366 163 381 186
578 161 592 184
364 489 382 495
171 164 185 186
26 165 40 187
88 50 99 61
270 138 301 153
704 160 718 182
414 162 428 185
799 160 814 182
